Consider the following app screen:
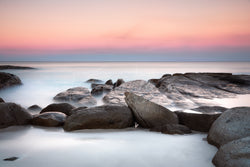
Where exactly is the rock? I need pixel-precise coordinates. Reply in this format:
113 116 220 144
32 112 66 127
125 92 178 128
0 65 35 70
91 83 102 89
53 87 97 106
0 97 4 103
105 79 113 85
3 157 19 161
28 105 42 111
192 106 227 113
91 84 113 96
70 106 88 115
148 79 160 86
175 111 221 132
114 79 125 88
0 103 32 129
207 107 250 148
150 124 192 135
40 103 75 116
212 137 250 167
103 80 172 107
64 105 134 131
86 79 103 83
0 72 22 89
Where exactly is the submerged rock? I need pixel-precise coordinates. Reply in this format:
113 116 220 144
86 79 103 83
64 105 134 131
175 111 221 132
212 137 250 167
28 105 42 111
105 79 113 85
3 156 19 161
0 103 32 129
32 112 66 127
91 84 113 96
150 124 192 135
125 92 178 128
0 72 22 89
54 87 97 106
207 107 250 148
191 106 227 113
0 65 35 70
40 103 75 116
113 79 125 88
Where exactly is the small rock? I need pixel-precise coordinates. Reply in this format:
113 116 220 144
3 157 19 161
0 97 4 103
40 103 75 116
91 84 113 96
114 79 125 88
150 124 192 135
28 105 42 111
105 79 113 85
86 79 103 83
0 72 22 89
32 112 66 127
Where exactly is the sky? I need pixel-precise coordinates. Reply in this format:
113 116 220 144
0 0 250 61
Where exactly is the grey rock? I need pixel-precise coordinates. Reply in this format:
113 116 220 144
0 103 32 129
208 107 250 147
32 112 66 127
3 157 19 161
114 79 125 88
192 106 227 113
105 79 113 85
175 111 221 132
148 79 160 86
86 79 103 83
54 87 97 106
0 72 22 89
150 124 192 135
70 106 88 115
0 97 4 103
28 105 42 111
40 103 75 116
125 92 178 128
212 137 250 167
64 105 134 131
0 65 35 70
91 84 113 96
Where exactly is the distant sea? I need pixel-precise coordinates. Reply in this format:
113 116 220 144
0 61 250 109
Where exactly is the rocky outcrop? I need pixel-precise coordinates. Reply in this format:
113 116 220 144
40 103 75 116
103 80 172 107
64 105 134 131
0 103 32 128
212 137 250 167
175 111 221 132
0 65 35 70
91 84 113 96
86 79 103 83
0 98 4 103
113 79 125 88
32 112 66 127
125 92 178 128
150 124 192 135
207 107 250 148
54 87 97 106
28 105 42 111
0 72 22 89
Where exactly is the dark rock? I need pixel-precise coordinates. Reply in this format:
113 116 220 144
175 111 221 132
0 103 32 129
91 84 113 96
150 124 192 134
32 112 66 127
64 105 134 131
3 157 19 161
105 79 113 85
192 106 227 113
70 106 88 115
0 97 4 103
148 79 160 86
0 72 22 89
208 107 250 148
125 92 178 128
86 79 103 83
40 103 75 116
212 137 250 167
91 83 102 89
53 87 97 106
114 79 125 88
0 65 35 70
162 74 171 78
28 105 42 111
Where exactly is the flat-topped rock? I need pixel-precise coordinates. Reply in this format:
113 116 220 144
192 106 227 113
28 105 42 111
54 87 97 106
0 72 22 89
40 103 75 116
32 112 66 127
150 124 192 135
86 79 103 83
0 65 35 70
103 80 173 107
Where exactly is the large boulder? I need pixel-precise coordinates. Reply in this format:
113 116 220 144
54 87 97 106
125 92 178 128
40 103 75 116
212 137 250 167
207 107 250 147
192 106 227 113
150 124 192 135
103 80 173 107
28 105 42 111
64 105 134 131
175 111 221 132
32 112 66 127
0 103 32 128
91 84 113 96
0 72 22 89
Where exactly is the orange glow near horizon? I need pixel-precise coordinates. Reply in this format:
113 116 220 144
0 0 250 55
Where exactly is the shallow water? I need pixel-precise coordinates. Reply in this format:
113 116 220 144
0 62 250 109
0 126 217 167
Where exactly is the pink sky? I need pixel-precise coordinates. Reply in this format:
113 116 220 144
0 0 250 60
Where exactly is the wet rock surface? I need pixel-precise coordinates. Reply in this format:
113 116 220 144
40 103 75 116
32 112 66 127
207 107 250 148
64 105 134 131
0 72 22 89
53 87 97 106
150 124 192 135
